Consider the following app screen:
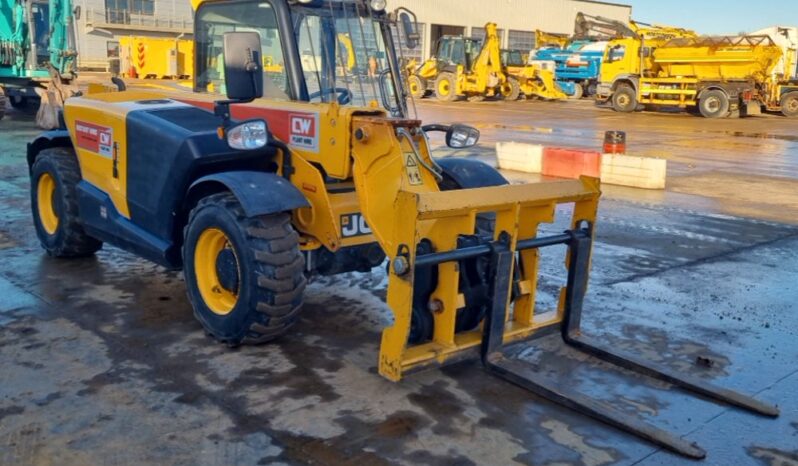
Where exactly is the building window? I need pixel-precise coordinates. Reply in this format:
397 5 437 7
470 27 503 47
391 22 425 62
508 30 535 52
105 0 154 24
107 41 120 57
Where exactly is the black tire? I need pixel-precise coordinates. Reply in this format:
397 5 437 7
30 148 103 257
569 83 584 100
434 72 458 102
500 77 521 101
586 82 598 96
612 84 637 113
698 89 730 118
408 75 427 99
183 193 306 346
781 92 798 118
9 95 28 109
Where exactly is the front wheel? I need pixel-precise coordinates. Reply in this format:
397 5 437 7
408 75 427 99
781 92 798 118
434 72 458 102
9 95 28 109
611 85 637 113
699 90 730 118
499 77 521 101
30 148 103 257
183 193 306 346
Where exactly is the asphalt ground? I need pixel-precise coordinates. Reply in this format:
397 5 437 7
1 96 797 466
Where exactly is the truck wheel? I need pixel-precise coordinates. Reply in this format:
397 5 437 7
31 148 103 257
9 96 28 109
434 72 458 102
781 92 798 118
408 75 426 99
612 85 637 112
569 83 584 100
183 193 306 346
500 77 521 101
699 90 730 118
586 82 597 96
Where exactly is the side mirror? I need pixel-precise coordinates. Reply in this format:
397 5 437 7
446 124 480 149
397 9 419 50
223 31 263 101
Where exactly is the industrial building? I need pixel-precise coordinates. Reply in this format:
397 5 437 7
72 0 631 70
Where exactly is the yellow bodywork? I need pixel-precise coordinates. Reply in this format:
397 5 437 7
120 36 194 79
535 30 570 49
508 64 568 100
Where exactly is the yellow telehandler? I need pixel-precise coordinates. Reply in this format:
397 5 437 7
26 0 776 459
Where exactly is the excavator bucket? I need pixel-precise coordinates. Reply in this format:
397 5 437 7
348 119 778 459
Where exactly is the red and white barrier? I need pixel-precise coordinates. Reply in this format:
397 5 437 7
495 142 667 190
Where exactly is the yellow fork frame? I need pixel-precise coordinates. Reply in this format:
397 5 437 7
349 116 600 381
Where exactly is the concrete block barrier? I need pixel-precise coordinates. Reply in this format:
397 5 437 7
493 141 667 189
601 153 667 190
495 142 543 173
542 147 602 179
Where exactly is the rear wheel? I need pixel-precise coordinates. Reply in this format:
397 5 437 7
569 83 584 100
183 193 306 346
586 82 598 96
781 92 798 118
612 84 637 113
500 77 521 101
408 75 427 99
30 148 103 257
434 72 458 102
699 90 730 118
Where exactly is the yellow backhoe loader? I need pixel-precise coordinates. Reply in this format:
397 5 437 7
26 0 776 459
405 23 565 102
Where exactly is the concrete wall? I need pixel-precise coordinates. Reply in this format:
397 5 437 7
393 0 631 59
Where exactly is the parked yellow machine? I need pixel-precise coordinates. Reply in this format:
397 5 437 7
406 23 565 101
120 36 195 79
25 0 780 460
595 30 797 117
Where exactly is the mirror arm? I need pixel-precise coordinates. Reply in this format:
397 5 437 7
421 123 450 133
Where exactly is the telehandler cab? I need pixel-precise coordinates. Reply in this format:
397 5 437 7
28 0 776 459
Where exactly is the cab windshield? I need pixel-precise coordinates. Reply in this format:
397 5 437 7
292 2 399 110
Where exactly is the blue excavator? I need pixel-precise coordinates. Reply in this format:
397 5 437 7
1 0 78 126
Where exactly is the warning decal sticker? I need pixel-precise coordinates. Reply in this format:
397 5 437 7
75 121 113 158
288 112 319 152
404 153 423 185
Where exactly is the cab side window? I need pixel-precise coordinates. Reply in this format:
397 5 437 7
195 0 290 99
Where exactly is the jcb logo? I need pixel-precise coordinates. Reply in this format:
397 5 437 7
341 213 371 238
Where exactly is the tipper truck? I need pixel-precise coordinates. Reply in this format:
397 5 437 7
0 0 78 125
595 27 796 117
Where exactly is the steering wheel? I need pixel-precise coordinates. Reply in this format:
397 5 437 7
308 87 353 105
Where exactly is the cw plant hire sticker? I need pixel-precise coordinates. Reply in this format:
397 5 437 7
75 121 113 158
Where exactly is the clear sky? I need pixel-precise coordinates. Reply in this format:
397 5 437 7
625 0 797 35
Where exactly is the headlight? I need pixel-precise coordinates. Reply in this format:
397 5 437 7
369 0 386 11
226 120 269 150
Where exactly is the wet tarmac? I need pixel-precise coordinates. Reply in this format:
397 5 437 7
1 99 797 465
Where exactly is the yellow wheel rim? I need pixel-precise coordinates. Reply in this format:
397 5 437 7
438 80 450 96
410 81 419 93
194 228 239 315
37 173 59 235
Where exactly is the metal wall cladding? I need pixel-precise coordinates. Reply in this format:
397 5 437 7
393 0 631 35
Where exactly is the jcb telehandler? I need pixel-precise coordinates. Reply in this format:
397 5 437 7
28 0 776 459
